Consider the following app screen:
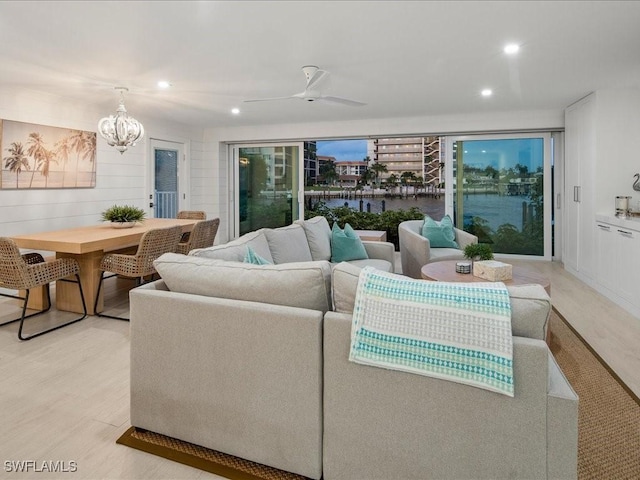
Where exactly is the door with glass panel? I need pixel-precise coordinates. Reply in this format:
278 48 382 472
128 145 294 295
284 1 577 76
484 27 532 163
232 144 302 237
445 134 551 258
150 139 185 218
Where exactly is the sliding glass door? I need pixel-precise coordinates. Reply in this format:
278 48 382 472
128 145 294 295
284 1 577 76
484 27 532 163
445 133 551 258
232 143 303 237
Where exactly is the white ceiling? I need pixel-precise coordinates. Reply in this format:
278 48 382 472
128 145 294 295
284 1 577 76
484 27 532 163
1 1 639 129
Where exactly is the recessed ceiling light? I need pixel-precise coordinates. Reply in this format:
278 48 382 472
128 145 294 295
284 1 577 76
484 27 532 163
504 43 519 55
157 80 171 89
481 89 493 97
231 108 240 115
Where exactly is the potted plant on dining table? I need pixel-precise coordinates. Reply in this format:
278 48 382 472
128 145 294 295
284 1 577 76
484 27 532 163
101 205 146 228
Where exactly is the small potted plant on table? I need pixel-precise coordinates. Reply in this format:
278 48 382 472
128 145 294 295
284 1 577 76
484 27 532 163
463 243 494 262
101 205 146 228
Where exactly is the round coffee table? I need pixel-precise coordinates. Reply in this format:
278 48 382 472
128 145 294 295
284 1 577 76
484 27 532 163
421 260 550 294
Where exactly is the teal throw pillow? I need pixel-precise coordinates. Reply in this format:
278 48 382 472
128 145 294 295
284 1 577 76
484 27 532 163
421 215 459 248
244 245 272 265
331 223 369 262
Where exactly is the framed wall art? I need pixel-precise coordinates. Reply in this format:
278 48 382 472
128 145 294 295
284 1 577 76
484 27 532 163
1 119 96 189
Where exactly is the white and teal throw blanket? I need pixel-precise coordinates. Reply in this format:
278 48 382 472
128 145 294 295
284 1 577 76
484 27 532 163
350 267 514 397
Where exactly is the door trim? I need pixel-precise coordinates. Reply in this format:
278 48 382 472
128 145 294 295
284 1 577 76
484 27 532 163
148 139 188 218
229 142 304 239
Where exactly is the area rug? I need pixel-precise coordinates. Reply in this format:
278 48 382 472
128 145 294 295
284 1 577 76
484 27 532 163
116 426 310 480
117 309 640 480
549 309 640 479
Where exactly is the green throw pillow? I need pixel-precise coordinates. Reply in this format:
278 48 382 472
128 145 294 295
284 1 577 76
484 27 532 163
244 245 272 265
331 223 369 262
421 215 459 248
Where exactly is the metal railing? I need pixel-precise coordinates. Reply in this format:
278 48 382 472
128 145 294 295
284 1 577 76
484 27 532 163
155 190 177 219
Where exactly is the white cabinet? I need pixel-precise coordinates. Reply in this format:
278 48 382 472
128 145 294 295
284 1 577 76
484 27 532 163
564 94 596 281
595 216 640 315
595 222 617 292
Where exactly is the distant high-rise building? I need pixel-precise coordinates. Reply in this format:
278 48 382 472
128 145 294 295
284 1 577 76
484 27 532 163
303 141 318 185
367 137 442 187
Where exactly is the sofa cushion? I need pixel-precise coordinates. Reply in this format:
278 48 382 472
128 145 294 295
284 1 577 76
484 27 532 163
331 223 369 262
421 215 459 248
154 253 332 312
506 284 551 340
244 245 272 265
264 224 313 264
331 262 363 313
190 229 274 264
332 265 551 340
296 216 332 261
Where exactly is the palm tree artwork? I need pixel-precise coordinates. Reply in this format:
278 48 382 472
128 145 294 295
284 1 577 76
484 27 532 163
3 142 29 188
26 132 55 188
0 120 96 189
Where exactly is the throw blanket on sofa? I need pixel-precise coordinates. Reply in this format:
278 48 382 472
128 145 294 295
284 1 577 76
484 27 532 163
349 267 514 397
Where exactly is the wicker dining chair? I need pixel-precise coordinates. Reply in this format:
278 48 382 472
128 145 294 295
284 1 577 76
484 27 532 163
177 210 207 243
176 218 220 255
177 210 207 220
0 237 87 341
94 225 182 321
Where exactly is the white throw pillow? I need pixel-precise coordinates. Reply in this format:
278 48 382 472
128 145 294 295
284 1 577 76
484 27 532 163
190 230 273 264
296 216 332 261
263 224 313 264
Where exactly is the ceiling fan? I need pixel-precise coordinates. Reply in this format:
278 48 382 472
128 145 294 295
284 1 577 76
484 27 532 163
244 65 366 107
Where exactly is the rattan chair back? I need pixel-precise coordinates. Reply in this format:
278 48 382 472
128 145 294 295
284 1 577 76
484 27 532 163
177 210 206 220
0 237 32 289
0 237 80 290
0 237 87 340
176 218 220 255
99 225 183 278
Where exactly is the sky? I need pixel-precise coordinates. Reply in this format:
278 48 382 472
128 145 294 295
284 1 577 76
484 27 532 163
316 139 368 162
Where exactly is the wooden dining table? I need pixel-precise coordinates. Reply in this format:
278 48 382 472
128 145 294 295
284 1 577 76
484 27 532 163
11 218 196 315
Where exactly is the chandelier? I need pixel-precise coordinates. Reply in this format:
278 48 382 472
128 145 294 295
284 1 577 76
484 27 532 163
98 87 145 154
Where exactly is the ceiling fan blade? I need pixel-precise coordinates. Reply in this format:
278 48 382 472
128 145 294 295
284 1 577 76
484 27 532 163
306 69 329 90
319 95 366 107
243 95 294 103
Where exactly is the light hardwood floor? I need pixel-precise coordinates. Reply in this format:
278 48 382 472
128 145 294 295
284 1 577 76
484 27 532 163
0 259 639 479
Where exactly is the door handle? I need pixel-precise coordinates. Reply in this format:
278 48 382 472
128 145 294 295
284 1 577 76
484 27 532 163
149 202 154 208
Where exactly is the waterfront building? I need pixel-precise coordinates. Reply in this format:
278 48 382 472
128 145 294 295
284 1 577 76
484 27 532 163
368 137 443 188
335 160 368 187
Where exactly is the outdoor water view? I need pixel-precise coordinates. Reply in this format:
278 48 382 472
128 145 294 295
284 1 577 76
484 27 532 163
236 135 547 256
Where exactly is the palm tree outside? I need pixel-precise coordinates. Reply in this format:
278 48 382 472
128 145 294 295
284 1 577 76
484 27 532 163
400 171 417 197
369 160 388 188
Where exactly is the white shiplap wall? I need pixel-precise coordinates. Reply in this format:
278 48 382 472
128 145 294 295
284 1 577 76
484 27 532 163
0 86 207 243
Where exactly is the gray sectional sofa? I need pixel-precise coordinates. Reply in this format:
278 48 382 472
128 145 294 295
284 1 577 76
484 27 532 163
128 218 579 480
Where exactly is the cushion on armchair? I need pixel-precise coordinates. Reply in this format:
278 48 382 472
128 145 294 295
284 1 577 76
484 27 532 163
421 215 459 248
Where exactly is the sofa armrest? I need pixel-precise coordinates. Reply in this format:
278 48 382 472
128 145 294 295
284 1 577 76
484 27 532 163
546 352 579 480
361 240 395 265
323 311 562 480
399 221 431 278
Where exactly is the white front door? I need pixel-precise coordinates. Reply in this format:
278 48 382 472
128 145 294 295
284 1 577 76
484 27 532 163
149 139 186 218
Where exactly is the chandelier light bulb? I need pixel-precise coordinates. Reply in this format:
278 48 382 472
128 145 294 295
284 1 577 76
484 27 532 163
98 87 145 154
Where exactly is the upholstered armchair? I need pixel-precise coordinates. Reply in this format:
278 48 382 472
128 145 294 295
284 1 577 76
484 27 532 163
399 219 478 278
